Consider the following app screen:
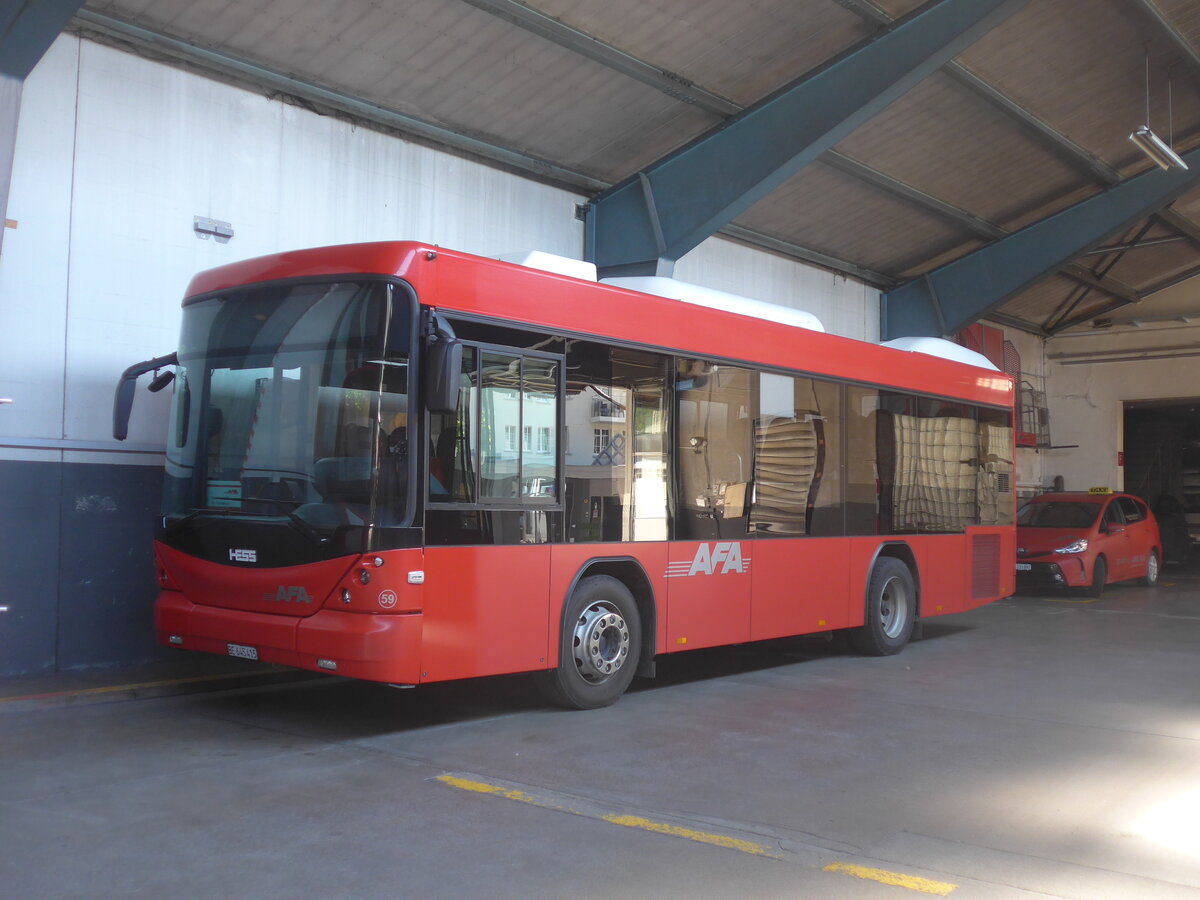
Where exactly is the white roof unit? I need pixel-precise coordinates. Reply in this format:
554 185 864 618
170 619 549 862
496 250 597 281
880 336 999 371
601 276 825 332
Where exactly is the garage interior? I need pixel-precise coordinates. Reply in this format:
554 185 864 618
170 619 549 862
3 0 1200 896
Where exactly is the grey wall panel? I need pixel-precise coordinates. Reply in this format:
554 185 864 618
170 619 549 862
0 459 165 676
55 462 163 669
0 460 62 674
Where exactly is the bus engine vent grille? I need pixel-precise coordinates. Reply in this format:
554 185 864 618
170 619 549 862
971 534 1001 600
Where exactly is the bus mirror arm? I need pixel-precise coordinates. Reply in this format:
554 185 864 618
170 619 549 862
113 352 178 440
424 315 461 414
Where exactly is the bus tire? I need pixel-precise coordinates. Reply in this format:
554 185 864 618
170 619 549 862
849 557 915 656
537 575 642 710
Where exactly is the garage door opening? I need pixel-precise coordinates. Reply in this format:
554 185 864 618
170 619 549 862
1123 399 1200 564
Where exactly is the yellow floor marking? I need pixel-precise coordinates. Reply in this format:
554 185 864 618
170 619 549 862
435 775 539 804
824 862 956 895
437 774 775 858
603 814 769 855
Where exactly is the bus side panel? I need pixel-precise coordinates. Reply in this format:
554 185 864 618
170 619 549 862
420 545 552 683
914 536 970 617
548 543 670 663
664 541 752 651
749 538 852 642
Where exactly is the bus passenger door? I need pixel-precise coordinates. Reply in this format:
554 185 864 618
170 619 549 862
669 361 753 648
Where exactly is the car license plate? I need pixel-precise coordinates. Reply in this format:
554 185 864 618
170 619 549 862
1015 563 1032 571
227 643 259 660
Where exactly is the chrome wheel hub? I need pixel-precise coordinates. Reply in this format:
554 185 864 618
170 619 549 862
879 577 910 639
572 601 630 684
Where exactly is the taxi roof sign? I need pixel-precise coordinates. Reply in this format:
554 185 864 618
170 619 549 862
1088 486 1113 494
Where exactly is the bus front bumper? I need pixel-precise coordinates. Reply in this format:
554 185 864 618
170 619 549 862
155 591 423 684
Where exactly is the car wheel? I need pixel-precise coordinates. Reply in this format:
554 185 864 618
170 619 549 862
1085 556 1107 598
1140 550 1160 587
848 557 916 656
536 575 641 710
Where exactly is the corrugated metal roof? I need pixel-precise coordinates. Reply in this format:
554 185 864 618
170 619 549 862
77 0 1200 335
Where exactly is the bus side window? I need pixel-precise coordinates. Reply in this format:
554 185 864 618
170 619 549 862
563 344 670 543
676 360 752 541
752 373 843 536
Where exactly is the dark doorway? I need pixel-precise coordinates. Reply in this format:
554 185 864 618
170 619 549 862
1123 399 1200 563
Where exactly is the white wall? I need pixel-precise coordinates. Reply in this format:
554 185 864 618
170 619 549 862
674 237 879 341
0 34 880 466
1042 324 1200 493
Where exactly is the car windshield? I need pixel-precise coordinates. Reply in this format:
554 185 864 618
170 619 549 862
1017 501 1101 529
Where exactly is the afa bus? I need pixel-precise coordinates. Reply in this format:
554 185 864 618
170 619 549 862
114 241 1016 709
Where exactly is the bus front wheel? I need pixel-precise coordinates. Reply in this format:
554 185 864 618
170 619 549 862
849 557 916 656
537 575 642 710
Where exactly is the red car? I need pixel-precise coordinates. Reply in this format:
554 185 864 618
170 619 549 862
1016 491 1162 596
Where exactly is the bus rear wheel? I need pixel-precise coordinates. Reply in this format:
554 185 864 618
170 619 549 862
849 557 915 656
537 575 641 710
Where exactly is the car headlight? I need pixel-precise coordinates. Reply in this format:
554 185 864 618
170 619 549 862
1054 539 1089 554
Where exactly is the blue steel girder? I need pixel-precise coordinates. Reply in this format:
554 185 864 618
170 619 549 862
881 145 1200 339
1 0 84 79
584 0 1030 278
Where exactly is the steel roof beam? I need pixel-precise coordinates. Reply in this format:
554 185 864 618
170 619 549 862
881 144 1200 338
833 0 1124 187
983 311 1048 336
1157 207 1200 249
457 0 740 117
822 151 1008 240
823 153 1155 315
584 0 1029 278
719 223 897 287
1048 264 1200 333
1130 0 1200 72
1058 264 1142 305
941 65 1122 185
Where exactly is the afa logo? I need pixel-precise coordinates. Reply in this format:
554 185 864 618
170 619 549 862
665 542 749 578
262 585 313 604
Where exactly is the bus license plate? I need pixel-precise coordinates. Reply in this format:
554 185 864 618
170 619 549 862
1015 563 1031 571
227 643 259 660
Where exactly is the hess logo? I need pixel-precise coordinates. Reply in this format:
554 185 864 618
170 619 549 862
262 586 313 604
666 542 748 577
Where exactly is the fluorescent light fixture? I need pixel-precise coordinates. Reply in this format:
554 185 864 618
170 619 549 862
1129 125 1189 171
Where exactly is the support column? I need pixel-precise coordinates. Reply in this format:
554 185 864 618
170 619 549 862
0 0 85 254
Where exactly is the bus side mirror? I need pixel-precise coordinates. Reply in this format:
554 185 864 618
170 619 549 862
113 352 178 440
426 336 462 414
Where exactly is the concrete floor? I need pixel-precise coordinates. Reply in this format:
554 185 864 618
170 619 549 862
4 571 1200 898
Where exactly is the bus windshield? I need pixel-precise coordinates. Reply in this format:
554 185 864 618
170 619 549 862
162 280 411 541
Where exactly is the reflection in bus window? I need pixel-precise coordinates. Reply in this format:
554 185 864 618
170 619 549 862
752 373 842 536
677 361 752 541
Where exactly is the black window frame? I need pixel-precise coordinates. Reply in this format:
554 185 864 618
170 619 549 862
424 338 566 512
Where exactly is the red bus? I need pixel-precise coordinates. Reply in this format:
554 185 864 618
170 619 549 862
114 241 1015 708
